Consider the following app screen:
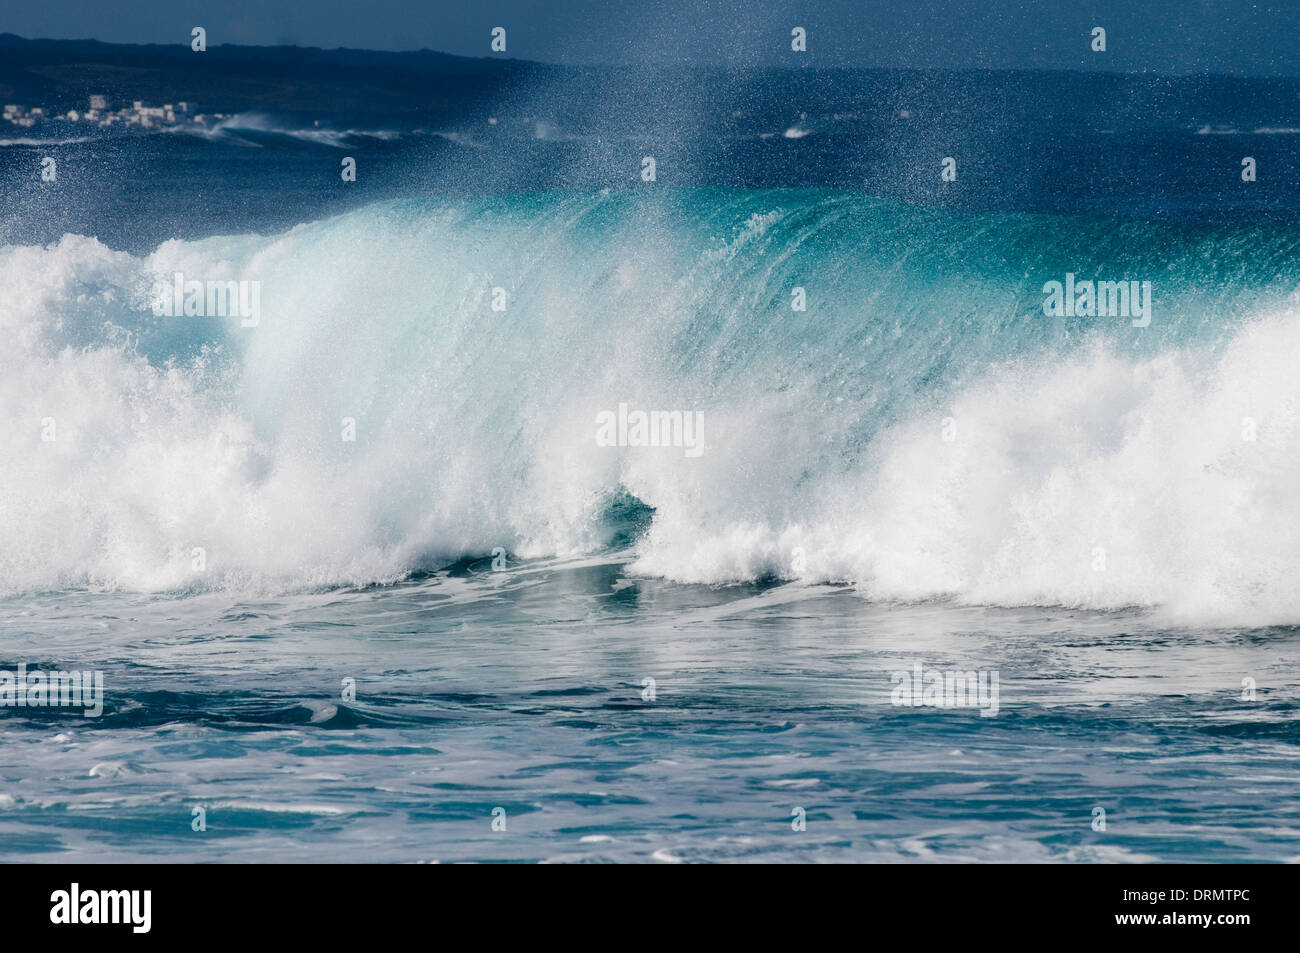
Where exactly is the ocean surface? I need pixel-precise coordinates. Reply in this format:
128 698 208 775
2 69 1300 862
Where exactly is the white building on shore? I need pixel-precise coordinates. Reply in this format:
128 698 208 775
9 95 204 130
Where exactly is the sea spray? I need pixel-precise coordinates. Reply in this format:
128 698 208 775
1 190 1299 625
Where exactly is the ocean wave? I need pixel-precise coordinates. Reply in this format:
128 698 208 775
3 189 1300 623
0 135 96 147
165 113 402 147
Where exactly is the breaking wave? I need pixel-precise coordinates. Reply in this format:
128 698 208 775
3 188 1299 623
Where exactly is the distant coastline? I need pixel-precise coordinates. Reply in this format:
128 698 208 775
3 33 1300 134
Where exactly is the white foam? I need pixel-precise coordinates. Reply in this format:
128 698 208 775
630 312 1300 625
4 212 1300 626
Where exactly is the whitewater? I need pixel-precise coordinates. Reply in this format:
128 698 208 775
2 188 1299 627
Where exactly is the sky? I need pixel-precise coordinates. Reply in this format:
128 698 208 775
2 1 1298 76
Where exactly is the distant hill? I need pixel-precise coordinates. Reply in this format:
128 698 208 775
0 33 553 120
2 33 1298 134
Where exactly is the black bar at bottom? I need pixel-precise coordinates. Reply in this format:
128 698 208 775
0 863 1284 939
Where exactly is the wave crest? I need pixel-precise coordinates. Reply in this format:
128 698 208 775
2 190 1299 623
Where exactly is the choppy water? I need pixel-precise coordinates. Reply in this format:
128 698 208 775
2 559 1298 862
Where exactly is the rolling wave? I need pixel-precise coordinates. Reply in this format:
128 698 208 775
2 188 1299 623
